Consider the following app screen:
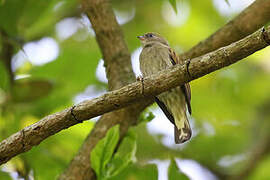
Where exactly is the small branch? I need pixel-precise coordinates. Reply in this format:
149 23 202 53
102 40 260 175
0 27 269 165
179 0 270 61
0 29 14 84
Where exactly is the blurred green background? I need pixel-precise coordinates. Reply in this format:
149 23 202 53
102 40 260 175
1 0 270 179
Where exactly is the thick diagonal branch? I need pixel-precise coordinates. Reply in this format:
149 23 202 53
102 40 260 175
1 27 269 166
60 0 270 178
179 0 270 61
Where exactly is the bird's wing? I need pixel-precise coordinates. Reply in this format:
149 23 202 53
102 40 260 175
168 48 192 114
155 97 175 125
181 83 192 114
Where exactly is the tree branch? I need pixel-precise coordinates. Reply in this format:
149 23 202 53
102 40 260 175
228 99 270 180
59 0 150 179
82 0 135 91
59 0 270 178
1 26 269 166
179 0 270 61
0 29 14 84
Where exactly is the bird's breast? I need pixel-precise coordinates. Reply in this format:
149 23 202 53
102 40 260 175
139 44 171 77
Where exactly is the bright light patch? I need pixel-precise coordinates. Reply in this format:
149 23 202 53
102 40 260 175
56 18 83 40
148 159 170 180
218 154 246 167
53 1 65 11
11 51 28 71
161 0 190 27
176 158 218 180
202 122 215 136
12 37 59 70
95 59 108 83
56 15 96 40
14 74 31 80
221 120 240 126
80 14 96 36
23 37 59 66
114 7 136 25
131 47 142 76
213 0 255 17
73 85 106 104
73 85 106 121
146 108 177 148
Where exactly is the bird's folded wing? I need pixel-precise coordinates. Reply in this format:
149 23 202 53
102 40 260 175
154 97 175 125
168 48 192 114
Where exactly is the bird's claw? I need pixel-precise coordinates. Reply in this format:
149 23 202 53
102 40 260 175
136 75 144 95
136 75 143 81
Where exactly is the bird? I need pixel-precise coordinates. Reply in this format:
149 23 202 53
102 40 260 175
137 32 192 144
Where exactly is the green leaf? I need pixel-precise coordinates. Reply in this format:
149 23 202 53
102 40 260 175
106 129 137 178
108 163 158 180
0 170 12 180
169 0 177 14
168 158 189 180
139 110 155 124
224 0 230 6
91 125 120 179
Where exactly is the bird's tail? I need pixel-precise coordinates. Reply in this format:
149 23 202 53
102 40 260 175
174 114 192 144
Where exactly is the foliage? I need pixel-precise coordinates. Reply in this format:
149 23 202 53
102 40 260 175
169 0 177 14
91 125 137 180
0 0 270 179
168 158 189 180
138 109 155 123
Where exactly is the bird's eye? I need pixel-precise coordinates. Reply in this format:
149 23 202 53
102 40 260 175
146 33 153 38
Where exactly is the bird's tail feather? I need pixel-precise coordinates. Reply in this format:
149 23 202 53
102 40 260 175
174 115 192 144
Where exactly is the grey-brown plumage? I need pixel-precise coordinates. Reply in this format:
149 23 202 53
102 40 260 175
137 32 192 144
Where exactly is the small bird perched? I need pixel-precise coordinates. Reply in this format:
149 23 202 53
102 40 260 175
137 32 192 144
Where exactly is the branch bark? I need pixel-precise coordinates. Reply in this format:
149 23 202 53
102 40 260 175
179 0 270 61
1 26 269 166
59 0 149 180
0 29 14 84
59 0 150 179
82 0 135 90
60 0 270 178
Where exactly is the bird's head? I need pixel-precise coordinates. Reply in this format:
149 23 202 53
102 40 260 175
137 32 169 47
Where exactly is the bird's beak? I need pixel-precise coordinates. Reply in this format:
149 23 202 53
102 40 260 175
137 35 145 40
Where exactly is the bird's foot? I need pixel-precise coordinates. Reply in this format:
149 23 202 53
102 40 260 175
262 27 270 45
136 75 144 95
